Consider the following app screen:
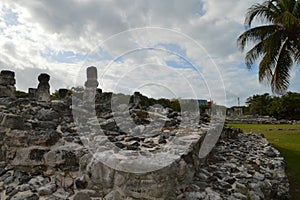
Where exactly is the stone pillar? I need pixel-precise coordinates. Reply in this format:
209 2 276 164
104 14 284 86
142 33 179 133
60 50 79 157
83 66 98 104
36 73 50 102
0 70 16 98
28 88 37 100
84 66 98 88
132 91 142 109
58 89 69 99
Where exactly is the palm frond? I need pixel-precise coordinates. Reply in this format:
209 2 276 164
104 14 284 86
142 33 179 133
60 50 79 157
275 10 299 26
292 0 300 18
258 30 284 81
271 42 293 94
245 42 265 69
245 1 279 26
238 0 300 94
237 25 278 51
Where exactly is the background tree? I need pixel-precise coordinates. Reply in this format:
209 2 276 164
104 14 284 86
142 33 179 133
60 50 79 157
245 92 300 120
237 0 300 94
246 93 273 115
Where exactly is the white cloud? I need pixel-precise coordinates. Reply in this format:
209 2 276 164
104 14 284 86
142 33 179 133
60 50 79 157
0 0 298 107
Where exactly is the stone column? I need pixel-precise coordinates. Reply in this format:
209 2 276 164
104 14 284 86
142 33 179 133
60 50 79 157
0 70 16 98
83 66 98 104
36 73 50 102
132 91 142 109
58 88 69 99
28 88 37 100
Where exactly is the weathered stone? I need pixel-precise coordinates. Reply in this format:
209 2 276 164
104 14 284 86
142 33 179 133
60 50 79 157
11 146 49 166
58 89 68 99
31 121 58 130
0 113 25 129
37 183 57 196
44 145 82 171
73 192 91 200
10 193 39 200
28 88 37 99
5 130 61 147
86 160 115 188
36 109 59 121
36 73 50 102
84 66 98 88
104 190 123 200
0 85 16 98
75 176 88 189
0 70 16 98
0 70 15 85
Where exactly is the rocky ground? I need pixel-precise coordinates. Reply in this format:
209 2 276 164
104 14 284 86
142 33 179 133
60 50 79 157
178 128 290 200
0 93 290 199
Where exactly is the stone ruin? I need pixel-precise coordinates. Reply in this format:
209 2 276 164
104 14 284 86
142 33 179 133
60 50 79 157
27 73 51 101
83 66 99 104
58 89 69 99
0 70 16 98
0 67 291 199
36 73 51 101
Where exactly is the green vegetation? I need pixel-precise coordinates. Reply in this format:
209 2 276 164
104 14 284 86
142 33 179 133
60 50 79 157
51 89 73 99
15 90 29 98
237 0 300 94
227 123 300 199
245 92 300 119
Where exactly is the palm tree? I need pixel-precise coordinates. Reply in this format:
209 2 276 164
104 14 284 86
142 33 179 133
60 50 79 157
237 0 300 94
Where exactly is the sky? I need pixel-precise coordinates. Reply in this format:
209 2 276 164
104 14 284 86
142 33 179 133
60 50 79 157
0 0 299 107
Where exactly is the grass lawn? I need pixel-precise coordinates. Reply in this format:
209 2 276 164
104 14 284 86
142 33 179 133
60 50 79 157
227 123 300 200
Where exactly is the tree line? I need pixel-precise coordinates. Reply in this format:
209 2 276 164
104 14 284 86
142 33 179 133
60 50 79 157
245 92 300 120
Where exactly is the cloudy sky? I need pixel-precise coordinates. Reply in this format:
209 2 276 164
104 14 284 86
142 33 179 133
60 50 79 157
0 0 299 107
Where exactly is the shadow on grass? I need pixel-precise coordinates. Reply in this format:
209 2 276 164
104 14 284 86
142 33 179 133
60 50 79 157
273 145 300 200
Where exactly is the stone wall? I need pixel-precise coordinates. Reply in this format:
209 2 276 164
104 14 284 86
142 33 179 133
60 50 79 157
226 115 293 124
0 95 290 199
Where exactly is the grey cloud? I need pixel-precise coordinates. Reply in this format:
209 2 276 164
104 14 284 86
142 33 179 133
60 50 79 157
0 0 298 106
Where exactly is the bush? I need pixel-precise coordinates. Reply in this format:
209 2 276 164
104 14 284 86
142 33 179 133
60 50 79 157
15 90 28 98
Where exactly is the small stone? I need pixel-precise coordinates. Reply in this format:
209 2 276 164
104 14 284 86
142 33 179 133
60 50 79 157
75 176 88 190
205 188 222 200
0 113 25 129
6 186 15 195
185 192 206 199
37 183 57 196
73 192 91 200
115 142 125 149
10 193 39 200
265 148 277 157
17 184 31 192
233 192 247 200
197 172 208 180
248 191 261 200
104 190 123 200
253 172 265 181
158 135 167 144
225 177 236 185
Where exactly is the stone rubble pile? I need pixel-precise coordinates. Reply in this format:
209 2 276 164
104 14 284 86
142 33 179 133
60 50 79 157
178 127 290 200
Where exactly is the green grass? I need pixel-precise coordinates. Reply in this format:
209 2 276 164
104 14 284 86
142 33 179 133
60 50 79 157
227 123 300 200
